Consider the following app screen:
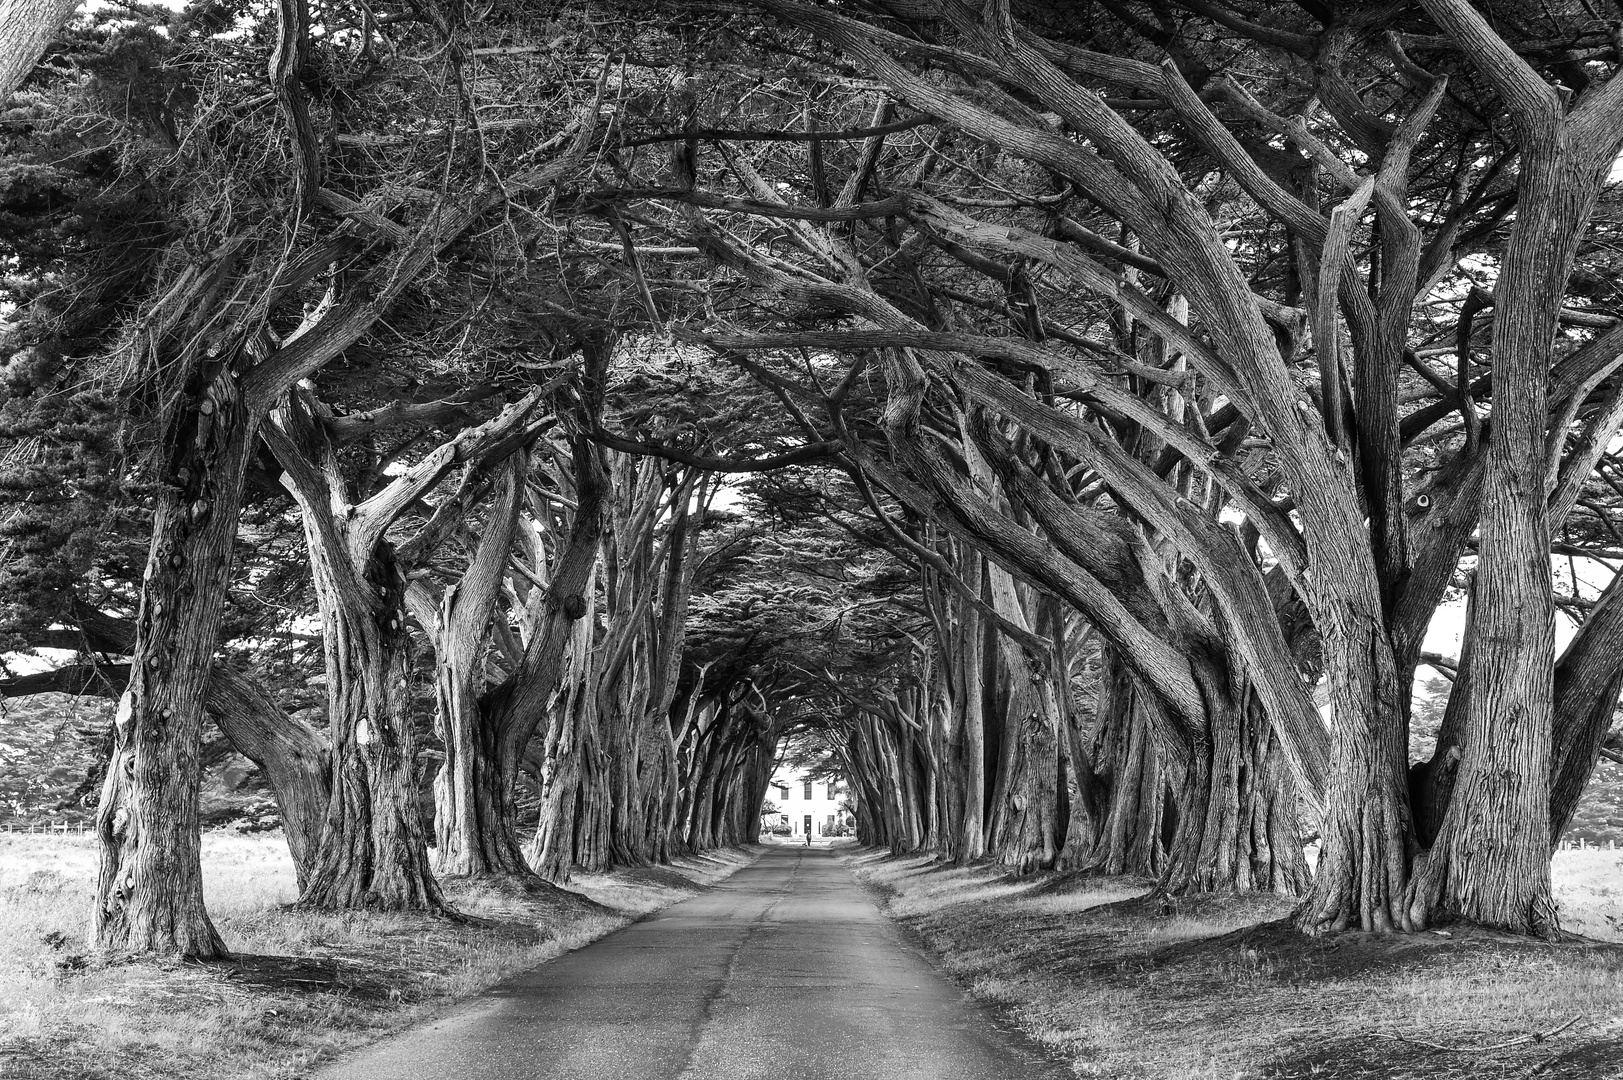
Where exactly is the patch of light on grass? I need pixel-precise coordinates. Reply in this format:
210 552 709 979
1553 849 1623 942
200 831 300 918
1015 882 1147 916
888 876 1047 918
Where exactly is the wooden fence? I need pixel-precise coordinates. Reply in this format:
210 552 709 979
0 820 92 836
1557 838 1618 851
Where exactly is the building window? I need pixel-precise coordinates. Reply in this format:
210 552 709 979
803 780 813 800
777 784 789 801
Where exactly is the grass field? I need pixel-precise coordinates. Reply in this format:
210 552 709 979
851 848 1623 1080
0 832 756 1080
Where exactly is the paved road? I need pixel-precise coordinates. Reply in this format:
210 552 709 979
318 845 1065 1079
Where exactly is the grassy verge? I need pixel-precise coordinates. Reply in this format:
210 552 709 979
848 848 1623 1079
0 832 757 1080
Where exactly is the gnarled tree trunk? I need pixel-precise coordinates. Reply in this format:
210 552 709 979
95 367 251 958
1161 679 1309 897
982 565 1060 873
1297 606 1410 933
297 535 443 912
1402 20 1623 929
425 456 528 879
1084 649 1167 878
530 563 601 883
266 384 546 910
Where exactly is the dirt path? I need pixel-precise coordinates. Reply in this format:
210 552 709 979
316 844 1065 1079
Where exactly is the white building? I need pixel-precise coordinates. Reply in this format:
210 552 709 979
765 768 851 839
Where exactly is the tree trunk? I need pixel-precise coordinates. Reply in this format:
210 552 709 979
1404 116 1615 934
740 740 776 843
1161 684 1309 897
925 656 956 858
0 0 81 100
1047 602 1099 874
531 569 599 883
530 685 583 884
846 729 890 848
875 718 917 853
593 454 670 867
955 551 987 862
572 691 612 873
639 475 702 863
1085 654 1166 878
982 575 1060 872
433 707 528 878
266 385 549 910
1412 588 1477 847
1296 608 1410 932
662 683 710 859
427 459 531 879
298 540 444 912
642 719 681 862
488 431 610 877
1549 573 1623 838
94 369 251 958
598 631 649 866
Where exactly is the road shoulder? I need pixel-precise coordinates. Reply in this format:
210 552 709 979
845 847 1623 1079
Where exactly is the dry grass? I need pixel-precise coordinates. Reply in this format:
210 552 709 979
1554 848 1623 941
0 832 756 1080
847 849 1623 1080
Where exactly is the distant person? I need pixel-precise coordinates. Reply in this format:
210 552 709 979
804 829 812 847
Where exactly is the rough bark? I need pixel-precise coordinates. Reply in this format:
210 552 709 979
1161 684 1310 897
530 563 601 883
953 549 987 862
94 367 250 958
426 456 528 878
265 384 545 910
478 390 611 879
1405 0 1623 931
592 454 670 867
1297 606 1410 932
1085 648 1167 878
1047 606 1098 875
296 531 442 912
639 477 702 863
1549 574 1623 838
982 564 1060 872
86 43 597 952
0 0 80 100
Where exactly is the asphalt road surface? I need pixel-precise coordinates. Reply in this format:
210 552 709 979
318 844 1066 1079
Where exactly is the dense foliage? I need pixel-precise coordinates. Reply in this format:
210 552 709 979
0 0 1620 955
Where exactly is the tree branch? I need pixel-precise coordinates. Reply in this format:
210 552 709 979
1418 0 1562 132
585 429 840 472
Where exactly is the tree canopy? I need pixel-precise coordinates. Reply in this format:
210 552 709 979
0 0 1621 955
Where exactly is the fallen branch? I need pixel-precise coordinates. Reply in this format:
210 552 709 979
1369 1015 1585 1054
